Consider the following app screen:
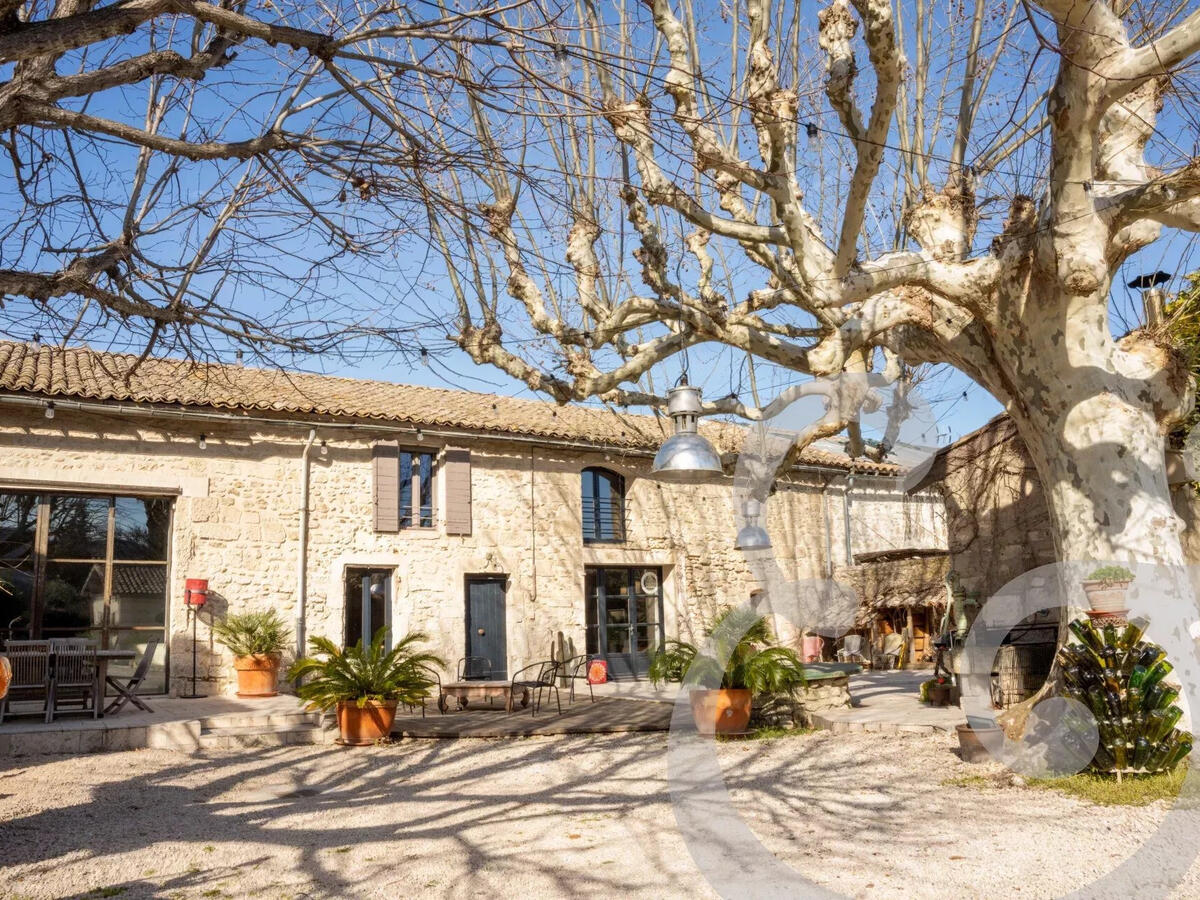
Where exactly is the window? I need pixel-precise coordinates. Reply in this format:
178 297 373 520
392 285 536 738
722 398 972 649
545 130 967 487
400 450 436 529
0 491 170 693
582 467 626 543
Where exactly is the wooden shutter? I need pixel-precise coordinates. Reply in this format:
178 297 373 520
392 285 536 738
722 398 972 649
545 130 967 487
372 441 400 532
443 447 472 535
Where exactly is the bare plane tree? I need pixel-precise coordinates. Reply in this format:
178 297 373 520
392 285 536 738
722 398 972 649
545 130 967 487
0 0 532 365
412 0 1200 569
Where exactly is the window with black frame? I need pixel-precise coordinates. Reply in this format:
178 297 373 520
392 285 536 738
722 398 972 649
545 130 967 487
581 467 626 543
0 491 170 693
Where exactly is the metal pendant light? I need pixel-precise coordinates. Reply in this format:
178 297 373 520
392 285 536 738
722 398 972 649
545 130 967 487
734 497 772 551
651 379 724 483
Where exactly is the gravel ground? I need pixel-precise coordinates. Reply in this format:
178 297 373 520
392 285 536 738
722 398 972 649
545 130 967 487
1 729 1198 899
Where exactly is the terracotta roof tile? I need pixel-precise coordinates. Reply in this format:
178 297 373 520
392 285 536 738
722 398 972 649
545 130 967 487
0 341 897 474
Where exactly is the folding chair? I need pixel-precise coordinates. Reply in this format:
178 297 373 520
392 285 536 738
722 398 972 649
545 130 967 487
104 639 158 715
0 641 51 724
46 641 100 721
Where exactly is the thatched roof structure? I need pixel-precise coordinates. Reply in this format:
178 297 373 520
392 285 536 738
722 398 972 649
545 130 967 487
835 552 951 625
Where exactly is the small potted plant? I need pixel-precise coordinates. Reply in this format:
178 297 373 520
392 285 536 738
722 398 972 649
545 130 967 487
211 610 292 697
288 628 444 745
649 608 806 735
1082 565 1135 618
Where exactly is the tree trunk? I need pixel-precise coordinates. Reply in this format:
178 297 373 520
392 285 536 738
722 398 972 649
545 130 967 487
1016 397 1186 568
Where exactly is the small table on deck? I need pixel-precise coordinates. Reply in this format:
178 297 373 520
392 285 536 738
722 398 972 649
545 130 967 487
438 680 530 713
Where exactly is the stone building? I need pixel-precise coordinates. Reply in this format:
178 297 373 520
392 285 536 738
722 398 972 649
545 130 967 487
0 341 945 694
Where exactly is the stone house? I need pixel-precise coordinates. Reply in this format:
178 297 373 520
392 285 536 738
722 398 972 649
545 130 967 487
0 341 945 695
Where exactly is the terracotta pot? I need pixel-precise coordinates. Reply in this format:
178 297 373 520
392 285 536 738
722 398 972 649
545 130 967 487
233 653 281 698
956 723 1003 764
1081 579 1131 615
690 688 752 735
336 700 398 745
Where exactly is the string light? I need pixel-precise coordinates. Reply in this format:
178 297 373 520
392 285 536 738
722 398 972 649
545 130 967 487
198 433 207 451
420 347 430 367
44 401 55 420
320 440 328 456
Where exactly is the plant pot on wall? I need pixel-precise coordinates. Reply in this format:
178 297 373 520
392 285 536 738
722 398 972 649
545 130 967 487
690 688 752 735
233 653 281 697
1081 581 1132 616
336 700 398 745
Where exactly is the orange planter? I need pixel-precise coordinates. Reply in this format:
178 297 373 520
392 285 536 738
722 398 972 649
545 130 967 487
690 688 752 735
336 700 398 745
233 653 281 697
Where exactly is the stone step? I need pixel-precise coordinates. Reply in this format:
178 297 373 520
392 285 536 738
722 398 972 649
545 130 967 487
197 710 324 730
198 722 335 750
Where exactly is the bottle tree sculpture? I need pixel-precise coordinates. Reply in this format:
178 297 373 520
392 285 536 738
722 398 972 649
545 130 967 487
1058 617 1192 778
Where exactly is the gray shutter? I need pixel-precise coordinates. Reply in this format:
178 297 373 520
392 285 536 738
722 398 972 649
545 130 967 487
372 441 400 532
443 447 472 535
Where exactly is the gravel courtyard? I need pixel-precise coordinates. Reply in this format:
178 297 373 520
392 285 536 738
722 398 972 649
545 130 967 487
2 729 1198 899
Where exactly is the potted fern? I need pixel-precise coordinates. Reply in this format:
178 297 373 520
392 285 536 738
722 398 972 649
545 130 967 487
649 608 806 735
288 628 444 745
211 610 291 697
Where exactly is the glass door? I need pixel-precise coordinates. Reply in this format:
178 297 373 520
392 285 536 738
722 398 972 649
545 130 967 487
0 491 171 693
585 567 663 679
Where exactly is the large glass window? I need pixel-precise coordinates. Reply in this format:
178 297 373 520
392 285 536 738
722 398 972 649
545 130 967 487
0 491 171 693
582 468 626 543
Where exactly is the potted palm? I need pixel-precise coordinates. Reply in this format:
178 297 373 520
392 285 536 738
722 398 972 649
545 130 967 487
211 610 291 697
288 628 444 745
649 608 806 735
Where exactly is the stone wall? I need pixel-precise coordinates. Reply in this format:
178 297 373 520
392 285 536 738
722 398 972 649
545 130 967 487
0 404 941 694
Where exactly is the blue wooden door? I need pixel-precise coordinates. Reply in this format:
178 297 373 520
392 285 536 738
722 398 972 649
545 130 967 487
466 577 507 679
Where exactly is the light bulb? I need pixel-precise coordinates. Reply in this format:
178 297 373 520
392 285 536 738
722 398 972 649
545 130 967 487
415 429 424 442
44 402 55 420
320 440 328 456
419 347 430 367
198 434 207 451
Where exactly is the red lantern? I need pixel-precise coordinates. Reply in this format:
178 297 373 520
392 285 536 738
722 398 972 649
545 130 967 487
184 578 209 607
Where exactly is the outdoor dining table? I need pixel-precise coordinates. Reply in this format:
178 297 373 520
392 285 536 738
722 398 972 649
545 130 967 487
437 680 530 713
33 647 137 719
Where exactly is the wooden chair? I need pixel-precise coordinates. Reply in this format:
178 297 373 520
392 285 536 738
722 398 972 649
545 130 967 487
46 641 100 721
563 655 595 704
510 660 561 717
0 641 51 724
104 639 158 716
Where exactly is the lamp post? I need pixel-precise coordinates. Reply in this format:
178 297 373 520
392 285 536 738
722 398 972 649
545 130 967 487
651 379 724 483
179 578 209 699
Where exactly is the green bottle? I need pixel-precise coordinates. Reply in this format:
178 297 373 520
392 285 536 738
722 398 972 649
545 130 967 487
1120 617 1148 649
1165 736 1193 770
1154 706 1182 742
1070 619 1104 654
1152 685 1179 711
1086 686 1110 721
1094 743 1115 769
1125 686 1143 717
1113 740 1129 770
1103 622 1119 648
1134 737 1152 769
1146 740 1172 772
1143 659 1174 691
1128 665 1148 690
1138 645 1167 670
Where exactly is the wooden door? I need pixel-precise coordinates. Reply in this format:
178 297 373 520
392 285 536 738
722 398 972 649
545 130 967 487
465 576 507 679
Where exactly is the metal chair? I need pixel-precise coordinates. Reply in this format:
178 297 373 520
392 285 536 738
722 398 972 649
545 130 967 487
46 641 100 721
457 656 494 680
104 639 158 716
510 660 561 717
563 655 595 704
405 663 442 718
0 641 51 724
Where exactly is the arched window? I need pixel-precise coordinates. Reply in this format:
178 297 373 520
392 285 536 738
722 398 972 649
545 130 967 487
582 467 626 543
